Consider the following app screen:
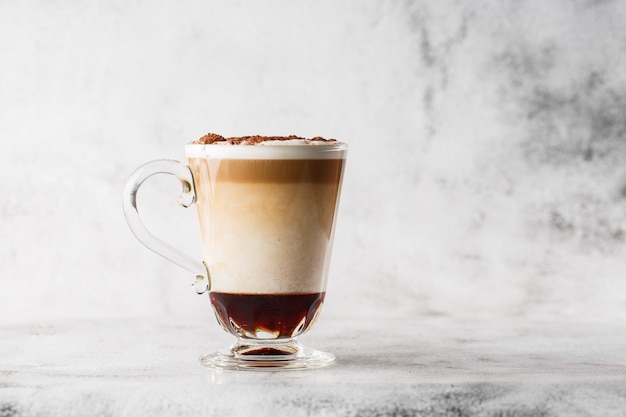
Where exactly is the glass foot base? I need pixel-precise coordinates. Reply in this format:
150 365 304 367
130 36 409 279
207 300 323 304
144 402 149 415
199 338 335 371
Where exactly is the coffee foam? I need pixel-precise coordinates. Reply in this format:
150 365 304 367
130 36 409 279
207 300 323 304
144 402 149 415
185 139 347 160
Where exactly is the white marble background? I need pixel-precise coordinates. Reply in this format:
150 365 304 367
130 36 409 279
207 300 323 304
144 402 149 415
1 0 625 325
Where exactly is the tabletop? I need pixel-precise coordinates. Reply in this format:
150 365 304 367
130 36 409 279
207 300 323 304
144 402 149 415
2 315 625 416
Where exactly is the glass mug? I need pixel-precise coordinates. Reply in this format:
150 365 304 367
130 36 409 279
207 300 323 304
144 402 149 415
123 136 347 370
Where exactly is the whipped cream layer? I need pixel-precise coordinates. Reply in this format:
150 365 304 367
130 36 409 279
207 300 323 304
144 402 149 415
186 133 347 160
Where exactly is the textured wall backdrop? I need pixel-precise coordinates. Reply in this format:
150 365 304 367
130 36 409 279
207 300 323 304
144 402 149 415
1 0 625 324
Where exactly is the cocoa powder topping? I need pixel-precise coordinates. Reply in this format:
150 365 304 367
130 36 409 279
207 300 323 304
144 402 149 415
192 133 337 145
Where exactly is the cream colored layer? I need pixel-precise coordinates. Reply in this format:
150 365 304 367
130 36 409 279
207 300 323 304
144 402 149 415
200 182 336 293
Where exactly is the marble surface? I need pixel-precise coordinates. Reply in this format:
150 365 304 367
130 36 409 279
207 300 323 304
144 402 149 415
2 316 626 416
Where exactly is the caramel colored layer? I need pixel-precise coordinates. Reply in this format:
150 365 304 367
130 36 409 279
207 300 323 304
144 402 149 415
206 159 344 184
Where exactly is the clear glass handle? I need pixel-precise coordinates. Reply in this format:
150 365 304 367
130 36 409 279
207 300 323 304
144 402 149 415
123 159 210 294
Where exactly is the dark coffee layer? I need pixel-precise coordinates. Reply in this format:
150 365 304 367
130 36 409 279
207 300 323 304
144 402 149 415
210 292 325 340
192 132 337 145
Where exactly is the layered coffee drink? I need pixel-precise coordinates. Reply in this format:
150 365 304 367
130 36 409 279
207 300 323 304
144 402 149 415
186 133 346 342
